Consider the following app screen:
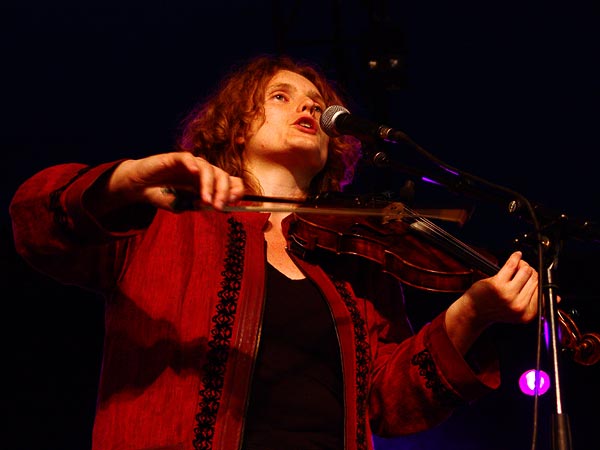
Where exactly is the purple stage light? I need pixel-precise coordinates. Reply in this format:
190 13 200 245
519 369 551 396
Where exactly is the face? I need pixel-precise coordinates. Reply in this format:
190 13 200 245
242 70 330 183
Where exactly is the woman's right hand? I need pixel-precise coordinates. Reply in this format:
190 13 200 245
101 152 245 213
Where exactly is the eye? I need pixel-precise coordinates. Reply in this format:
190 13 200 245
313 104 323 114
273 93 287 102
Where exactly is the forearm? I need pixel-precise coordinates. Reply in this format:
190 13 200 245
9 161 136 289
444 296 491 356
82 159 145 217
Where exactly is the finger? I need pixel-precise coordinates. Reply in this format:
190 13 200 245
520 275 540 320
508 259 537 291
196 159 217 205
212 170 232 210
158 152 202 183
495 251 523 282
229 177 245 202
173 151 201 174
519 267 539 300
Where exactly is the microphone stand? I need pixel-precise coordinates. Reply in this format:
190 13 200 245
546 249 573 450
358 130 598 450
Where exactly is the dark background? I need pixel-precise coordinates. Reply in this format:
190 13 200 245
2 1 599 449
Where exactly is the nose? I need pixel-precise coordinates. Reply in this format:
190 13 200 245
299 97 317 116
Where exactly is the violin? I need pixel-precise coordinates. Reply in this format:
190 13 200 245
175 188 488 292
172 188 600 365
283 194 498 293
285 200 600 365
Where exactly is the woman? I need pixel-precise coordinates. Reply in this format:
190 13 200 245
10 54 538 450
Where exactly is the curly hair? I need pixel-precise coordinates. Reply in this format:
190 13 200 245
175 54 362 195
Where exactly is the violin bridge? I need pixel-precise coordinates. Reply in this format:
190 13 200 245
381 202 406 224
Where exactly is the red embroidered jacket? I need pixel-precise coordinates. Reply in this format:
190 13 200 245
10 161 500 450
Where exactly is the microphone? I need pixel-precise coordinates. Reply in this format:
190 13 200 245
320 105 408 143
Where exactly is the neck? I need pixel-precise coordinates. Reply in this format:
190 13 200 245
246 161 313 200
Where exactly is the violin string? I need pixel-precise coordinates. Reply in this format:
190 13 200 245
206 193 498 273
403 206 500 275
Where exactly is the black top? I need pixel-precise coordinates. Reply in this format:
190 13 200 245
241 263 344 450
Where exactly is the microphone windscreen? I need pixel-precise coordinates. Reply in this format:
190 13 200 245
320 105 350 137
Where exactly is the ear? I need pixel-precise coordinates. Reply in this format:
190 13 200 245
235 135 245 144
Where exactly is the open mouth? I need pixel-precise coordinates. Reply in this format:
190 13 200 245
294 117 317 132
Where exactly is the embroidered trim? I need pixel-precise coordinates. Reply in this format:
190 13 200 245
411 349 461 407
193 217 246 450
48 166 93 229
333 280 371 450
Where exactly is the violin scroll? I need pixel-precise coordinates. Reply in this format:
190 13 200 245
558 309 600 366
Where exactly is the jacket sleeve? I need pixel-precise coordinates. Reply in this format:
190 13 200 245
9 161 155 293
366 277 500 436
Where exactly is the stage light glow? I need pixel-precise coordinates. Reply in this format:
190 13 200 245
519 369 551 396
